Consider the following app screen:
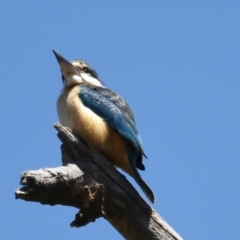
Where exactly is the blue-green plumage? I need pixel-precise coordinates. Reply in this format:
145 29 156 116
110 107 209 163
79 85 146 171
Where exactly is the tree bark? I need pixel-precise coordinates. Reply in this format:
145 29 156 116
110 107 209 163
15 123 183 240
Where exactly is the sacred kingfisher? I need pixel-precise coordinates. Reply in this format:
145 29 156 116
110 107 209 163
53 50 155 203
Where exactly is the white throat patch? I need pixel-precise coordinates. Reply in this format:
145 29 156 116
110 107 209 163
64 73 104 88
80 72 104 87
65 74 83 86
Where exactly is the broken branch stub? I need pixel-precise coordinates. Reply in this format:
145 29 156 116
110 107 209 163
15 123 183 240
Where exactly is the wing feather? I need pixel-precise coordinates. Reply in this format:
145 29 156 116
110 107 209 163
79 85 155 203
79 86 144 155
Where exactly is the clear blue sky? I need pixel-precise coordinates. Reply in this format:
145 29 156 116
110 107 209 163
1 1 239 239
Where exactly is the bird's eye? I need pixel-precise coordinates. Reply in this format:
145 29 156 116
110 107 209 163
83 67 89 73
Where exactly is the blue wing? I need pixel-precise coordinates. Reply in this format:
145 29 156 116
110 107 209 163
79 85 146 169
79 85 155 203
92 87 137 129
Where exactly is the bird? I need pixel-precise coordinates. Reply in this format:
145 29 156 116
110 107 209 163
53 50 155 203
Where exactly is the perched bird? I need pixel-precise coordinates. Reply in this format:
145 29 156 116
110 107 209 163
53 50 155 203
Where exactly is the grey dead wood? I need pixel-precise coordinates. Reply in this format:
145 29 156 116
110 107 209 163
15 123 183 240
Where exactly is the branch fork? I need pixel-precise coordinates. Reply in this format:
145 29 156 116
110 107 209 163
15 123 183 240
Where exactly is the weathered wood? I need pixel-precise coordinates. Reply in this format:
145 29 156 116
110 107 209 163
15 123 183 240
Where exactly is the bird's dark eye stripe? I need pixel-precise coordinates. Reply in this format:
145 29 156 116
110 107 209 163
83 67 89 73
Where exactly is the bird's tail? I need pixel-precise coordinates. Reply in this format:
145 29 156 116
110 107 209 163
132 168 155 204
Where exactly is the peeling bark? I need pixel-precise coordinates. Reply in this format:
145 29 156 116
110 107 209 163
15 123 183 240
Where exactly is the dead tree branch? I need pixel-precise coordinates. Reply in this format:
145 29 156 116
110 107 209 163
15 123 183 240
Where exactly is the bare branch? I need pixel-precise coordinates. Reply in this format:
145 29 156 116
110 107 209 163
15 123 183 240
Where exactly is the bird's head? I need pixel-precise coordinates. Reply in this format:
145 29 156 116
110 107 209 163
53 50 103 88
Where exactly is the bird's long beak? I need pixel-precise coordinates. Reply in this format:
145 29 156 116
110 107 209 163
52 50 80 77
